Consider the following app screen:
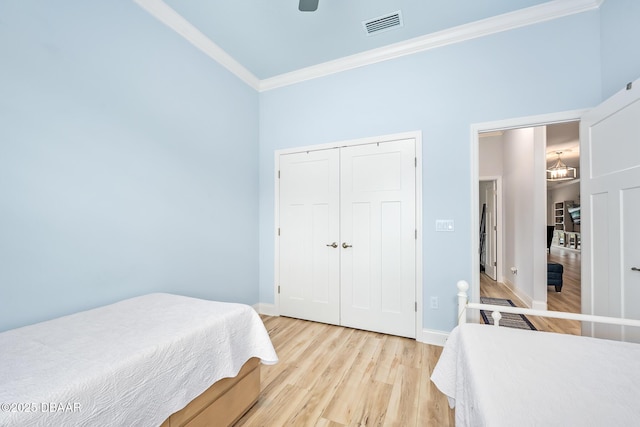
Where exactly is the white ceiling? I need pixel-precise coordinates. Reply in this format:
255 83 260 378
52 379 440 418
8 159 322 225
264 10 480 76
133 0 604 87
159 0 549 79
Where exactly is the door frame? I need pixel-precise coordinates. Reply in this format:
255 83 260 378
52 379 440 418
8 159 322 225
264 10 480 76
479 176 503 283
470 110 587 307
274 130 423 337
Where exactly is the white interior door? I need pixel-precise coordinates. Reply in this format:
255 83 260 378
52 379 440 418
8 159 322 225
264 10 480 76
485 181 498 280
279 149 340 324
340 139 416 338
581 77 640 342
483 181 498 280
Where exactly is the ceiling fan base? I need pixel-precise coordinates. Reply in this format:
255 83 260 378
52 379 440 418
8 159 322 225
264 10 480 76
299 0 319 12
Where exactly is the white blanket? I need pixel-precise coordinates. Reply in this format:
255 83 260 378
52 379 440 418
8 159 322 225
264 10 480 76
0 293 278 427
431 323 640 427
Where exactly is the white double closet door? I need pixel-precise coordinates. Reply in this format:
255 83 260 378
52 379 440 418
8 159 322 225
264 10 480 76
278 138 416 338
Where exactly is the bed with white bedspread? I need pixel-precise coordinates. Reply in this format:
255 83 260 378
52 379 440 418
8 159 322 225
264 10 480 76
431 280 640 427
431 323 640 426
0 293 278 427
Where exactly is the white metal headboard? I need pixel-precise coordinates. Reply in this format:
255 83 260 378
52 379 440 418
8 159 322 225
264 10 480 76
456 280 640 328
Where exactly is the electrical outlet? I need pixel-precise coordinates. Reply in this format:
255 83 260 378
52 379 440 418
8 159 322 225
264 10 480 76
430 296 439 309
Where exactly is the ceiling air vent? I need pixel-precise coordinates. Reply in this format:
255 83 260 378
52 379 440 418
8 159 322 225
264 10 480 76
363 11 403 36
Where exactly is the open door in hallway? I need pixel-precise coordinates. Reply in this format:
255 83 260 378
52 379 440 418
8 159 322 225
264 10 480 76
479 180 498 280
581 77 640 342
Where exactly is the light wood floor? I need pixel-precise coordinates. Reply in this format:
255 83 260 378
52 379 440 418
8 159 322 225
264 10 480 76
235 316 454 427
480 245 581 335
236 247 580 426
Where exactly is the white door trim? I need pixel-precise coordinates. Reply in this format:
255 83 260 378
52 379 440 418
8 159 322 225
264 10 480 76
470 110 588 306
274 131 423 337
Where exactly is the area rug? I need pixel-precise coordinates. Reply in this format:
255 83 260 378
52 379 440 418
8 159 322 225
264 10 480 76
480 297 537 330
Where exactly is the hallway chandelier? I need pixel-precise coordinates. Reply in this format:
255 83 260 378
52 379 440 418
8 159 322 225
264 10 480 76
546 151 577 181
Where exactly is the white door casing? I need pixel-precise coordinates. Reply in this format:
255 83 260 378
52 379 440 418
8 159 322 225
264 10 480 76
581 77 640 342
471 110 587 310
340 140 417 338
278 149 340 324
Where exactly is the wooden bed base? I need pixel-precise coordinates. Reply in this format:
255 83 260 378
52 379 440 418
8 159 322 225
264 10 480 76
160 357 261 427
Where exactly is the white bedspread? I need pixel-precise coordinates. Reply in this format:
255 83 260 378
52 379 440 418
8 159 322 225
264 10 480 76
0 293 278 427
431 323 640 427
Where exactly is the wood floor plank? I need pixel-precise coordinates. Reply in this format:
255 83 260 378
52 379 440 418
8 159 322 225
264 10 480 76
383 364 420 427
315 418 345 427
371 335 400 385
321 333 384 424
284 330 366 426
348 379 392 427
236 382 310 427
289 325 353 390
418 343 455 426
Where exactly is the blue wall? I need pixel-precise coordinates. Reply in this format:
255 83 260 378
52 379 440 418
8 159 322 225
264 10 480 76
0 1 260 331
3 1 637 335
600 0 640 99
258 11 602 332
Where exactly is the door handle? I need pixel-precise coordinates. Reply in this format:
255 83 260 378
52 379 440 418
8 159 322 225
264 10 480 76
342 242 352 249
326 242 338 248
632 267 640 272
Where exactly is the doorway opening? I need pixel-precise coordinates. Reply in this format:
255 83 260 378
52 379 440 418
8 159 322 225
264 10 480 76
472 111 584 334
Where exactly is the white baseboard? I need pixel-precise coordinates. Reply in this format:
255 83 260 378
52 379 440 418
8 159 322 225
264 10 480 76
418 328 449 347
254 307 450 346
256 303 278 317
501 280 548 311
502 279 533 307
531 300 547 311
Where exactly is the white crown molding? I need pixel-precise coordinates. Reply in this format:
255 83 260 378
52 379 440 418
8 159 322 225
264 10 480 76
259 0 602 91
134 0 601 93
133 0 260 91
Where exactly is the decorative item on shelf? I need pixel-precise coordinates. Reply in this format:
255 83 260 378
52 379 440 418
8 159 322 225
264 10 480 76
547 151 577 181
567 204 580 225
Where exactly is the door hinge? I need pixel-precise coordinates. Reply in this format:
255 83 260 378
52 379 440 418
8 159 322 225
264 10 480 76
415 157 417 167
415 301 417 312
278 285 281 294
278 170 280 179
278 228 280 236
494 261 497 266
415 229 418 239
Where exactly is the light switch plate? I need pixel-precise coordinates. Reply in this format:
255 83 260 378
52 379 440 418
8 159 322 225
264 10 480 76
436 219 455 232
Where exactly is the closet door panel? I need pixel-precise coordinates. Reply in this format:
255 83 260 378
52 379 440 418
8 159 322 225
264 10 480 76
340 139 416 338
279 149 340 324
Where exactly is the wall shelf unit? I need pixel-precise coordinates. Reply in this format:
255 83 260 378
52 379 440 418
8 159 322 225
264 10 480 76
552 200 580 251
554 201 572 231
